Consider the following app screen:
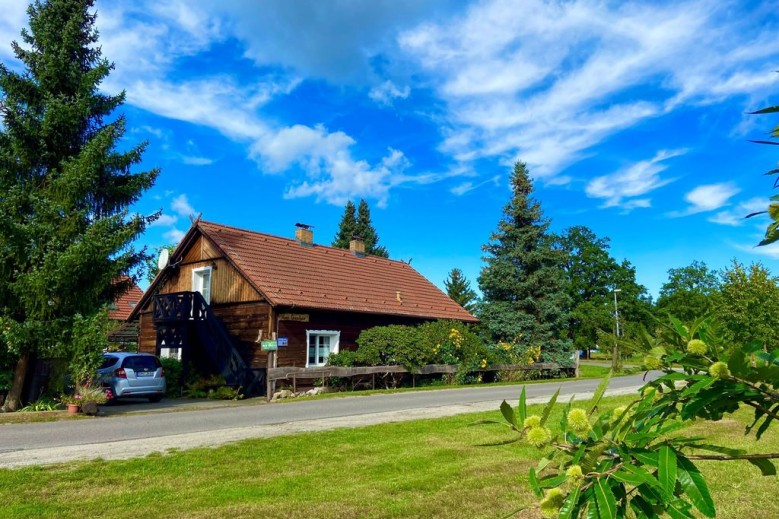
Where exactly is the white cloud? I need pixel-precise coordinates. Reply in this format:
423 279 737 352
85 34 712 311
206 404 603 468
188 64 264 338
709 197 769 226
150 214 178 227
398 0 779 183
163 228 186 244
181 155 214 166
369 81 411 105
585 150 685 210
171 194 196 218
669 183 741 217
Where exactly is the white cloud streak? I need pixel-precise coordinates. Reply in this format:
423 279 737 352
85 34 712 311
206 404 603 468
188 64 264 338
585 149 685 210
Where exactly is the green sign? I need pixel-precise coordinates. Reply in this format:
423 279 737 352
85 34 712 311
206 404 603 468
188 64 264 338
261 340 278 351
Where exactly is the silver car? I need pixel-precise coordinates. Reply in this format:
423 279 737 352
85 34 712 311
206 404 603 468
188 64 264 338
98 352 166 402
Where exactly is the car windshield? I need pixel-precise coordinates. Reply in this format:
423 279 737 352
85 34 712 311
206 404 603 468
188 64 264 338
99 356 119 370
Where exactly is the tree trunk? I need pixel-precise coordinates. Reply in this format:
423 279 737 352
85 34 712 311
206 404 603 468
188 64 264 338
1 352 30 412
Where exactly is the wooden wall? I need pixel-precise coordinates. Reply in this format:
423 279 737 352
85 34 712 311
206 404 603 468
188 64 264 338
273 309 429 367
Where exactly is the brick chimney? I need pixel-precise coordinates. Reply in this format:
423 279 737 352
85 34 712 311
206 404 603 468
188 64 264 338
349 237 365 256
295 223 313 246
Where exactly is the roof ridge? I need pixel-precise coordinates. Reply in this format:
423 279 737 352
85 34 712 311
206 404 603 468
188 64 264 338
198 219 410 266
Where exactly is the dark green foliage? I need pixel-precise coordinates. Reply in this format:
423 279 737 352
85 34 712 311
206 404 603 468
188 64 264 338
159 356 183 398
354 325 425 370
332 199 389 257
477 162 572 363
443 268 477 312
0 0 158 409
145 244 177 283
355 199 389 258
332 200 357 249
656 260 719 323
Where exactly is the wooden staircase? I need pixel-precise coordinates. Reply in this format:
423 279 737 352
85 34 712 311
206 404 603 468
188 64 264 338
153 291 265 395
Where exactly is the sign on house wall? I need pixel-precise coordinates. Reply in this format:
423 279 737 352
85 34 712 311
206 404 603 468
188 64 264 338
261 340 278 351
278 313 309 322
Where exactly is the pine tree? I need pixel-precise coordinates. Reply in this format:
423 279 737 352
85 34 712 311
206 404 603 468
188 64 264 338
0 0 158 410
444 268 477 312
477 162 572 363
332 200 357 249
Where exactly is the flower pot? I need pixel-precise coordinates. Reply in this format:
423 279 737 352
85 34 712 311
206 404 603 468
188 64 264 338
67 403 80 415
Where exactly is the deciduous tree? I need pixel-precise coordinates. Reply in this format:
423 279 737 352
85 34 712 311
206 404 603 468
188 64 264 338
0 0 158 410
656 260 719 323
714 260 779 351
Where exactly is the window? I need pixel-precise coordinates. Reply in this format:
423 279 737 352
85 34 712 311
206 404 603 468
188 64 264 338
159 347 181 360
192 266 212 304
306 330 340 367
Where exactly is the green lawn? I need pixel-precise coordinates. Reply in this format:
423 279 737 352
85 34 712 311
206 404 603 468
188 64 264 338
2 395 776 518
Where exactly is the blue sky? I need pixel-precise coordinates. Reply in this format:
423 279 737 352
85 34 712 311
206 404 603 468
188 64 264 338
2 0 779 298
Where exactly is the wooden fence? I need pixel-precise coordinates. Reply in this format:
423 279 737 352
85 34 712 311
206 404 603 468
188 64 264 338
267 358 579 397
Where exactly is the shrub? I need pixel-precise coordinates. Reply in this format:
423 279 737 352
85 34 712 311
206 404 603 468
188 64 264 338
159 356 184 397
355 325 425 371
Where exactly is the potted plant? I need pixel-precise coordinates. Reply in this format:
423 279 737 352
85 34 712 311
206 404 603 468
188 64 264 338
59 393 83 414
75 383 109 415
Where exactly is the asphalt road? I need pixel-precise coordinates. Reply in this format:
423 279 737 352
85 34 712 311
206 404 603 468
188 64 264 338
0 372 657 468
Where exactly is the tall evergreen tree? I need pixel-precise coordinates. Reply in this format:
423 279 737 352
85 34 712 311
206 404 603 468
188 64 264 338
477 162 572 362
333 199 388 257
444 268 477 312
355 199 389 258
0 0 158 410
332 200 357 249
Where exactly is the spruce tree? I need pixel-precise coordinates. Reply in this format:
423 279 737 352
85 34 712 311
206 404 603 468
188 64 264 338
355 199 389 258
333 199 388 257
477 162 572 363
444 268 477 312
0 0 158 410
332 200 357 249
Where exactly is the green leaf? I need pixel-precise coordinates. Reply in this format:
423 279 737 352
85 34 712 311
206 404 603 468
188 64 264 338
559 485 581 519
748 458 777 476
658 446 678 498
680 377 715 398
518 386 527 425
687 443 744 457
676 455 715 517
665 498 694 519
588 372 611 415
500 400 517 428
540 387 560 426
629 496 655 519
560 395 575 431
749 105 779 115
630 449 659 467
528 467 542 497
593 478 617 519
611 469 647 486
539 473 567 488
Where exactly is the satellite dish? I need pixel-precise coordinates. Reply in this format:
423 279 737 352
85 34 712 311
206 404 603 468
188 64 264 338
157 248 170 271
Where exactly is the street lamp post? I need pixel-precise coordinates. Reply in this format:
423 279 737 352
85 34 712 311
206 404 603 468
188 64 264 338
612 288 622 371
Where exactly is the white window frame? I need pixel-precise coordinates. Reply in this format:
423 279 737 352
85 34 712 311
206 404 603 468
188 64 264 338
306 330 340 367
191 266 213 304
159 339 182 360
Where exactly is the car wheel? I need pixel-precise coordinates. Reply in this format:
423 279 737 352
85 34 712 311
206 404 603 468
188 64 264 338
148 395 163 403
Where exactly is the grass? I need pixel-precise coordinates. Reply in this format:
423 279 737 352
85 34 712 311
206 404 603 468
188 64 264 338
2 395 777 518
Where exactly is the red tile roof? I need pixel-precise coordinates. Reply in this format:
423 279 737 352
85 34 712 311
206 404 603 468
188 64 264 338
198 220 477 322
108 281 144 321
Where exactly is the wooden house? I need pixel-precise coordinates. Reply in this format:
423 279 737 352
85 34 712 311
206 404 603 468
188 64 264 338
129 220 477 394
107 279 144 349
